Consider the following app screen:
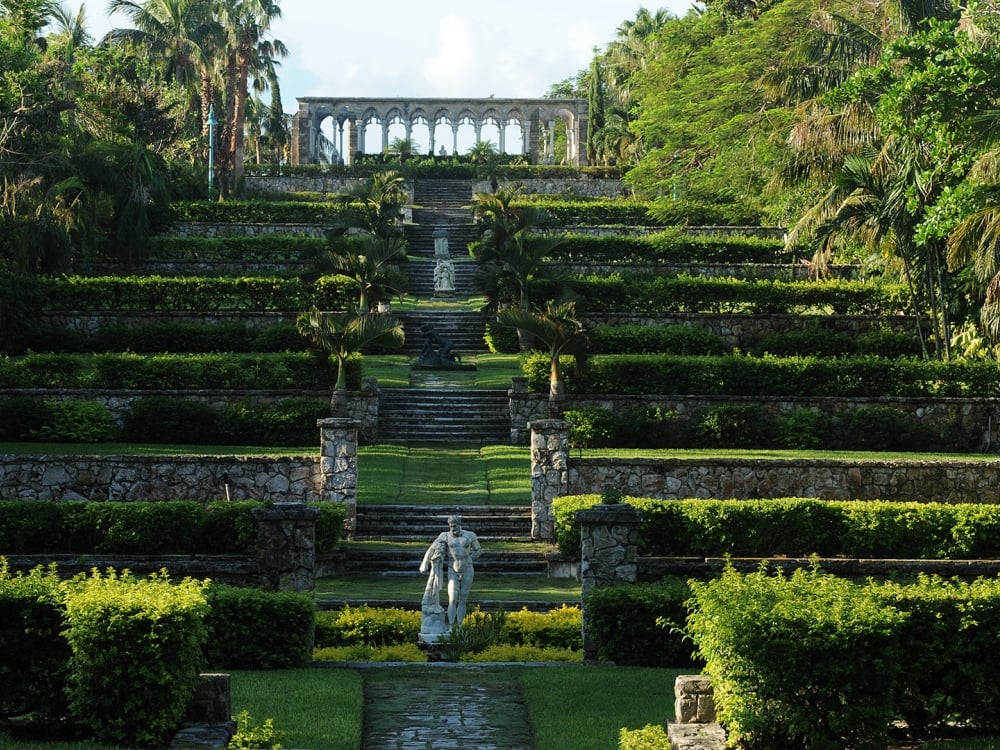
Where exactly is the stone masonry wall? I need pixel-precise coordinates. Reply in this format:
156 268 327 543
0 454 320 502
568 456 1000 503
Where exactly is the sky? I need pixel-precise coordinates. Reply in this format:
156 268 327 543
86 0 700 109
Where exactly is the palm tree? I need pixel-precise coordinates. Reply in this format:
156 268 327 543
604 7 672 109
496 300 588 416
322 234 408 314
331 170 408 243
296 306 404 415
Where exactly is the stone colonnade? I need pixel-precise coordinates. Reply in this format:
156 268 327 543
290 97 588 166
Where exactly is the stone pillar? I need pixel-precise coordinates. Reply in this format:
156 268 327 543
433 227 449 257
252 502 320 592
358 119 367 154
318 417 358 532
524 119 534 160
381 122 389 152
498 120 506 154
346 119 358 165
668 675 726 750
577 501 642 660
451 124 459 155
529 419 569 540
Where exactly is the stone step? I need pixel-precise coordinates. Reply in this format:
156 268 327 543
340 549 549 575
404 224 480 257
355 504 531 541
378 388 510 444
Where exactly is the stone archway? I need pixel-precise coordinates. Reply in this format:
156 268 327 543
290 96 589 166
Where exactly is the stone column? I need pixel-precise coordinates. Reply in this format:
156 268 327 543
381 121 389 153
252 502 320 592
451 124 459 155
524 119 534 160
498 120 506 154
577 501 642 660
346 119 358 165
529 419 569 540
318 417 358 532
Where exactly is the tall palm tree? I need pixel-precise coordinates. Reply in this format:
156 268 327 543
331 170 408 244
604 7 672 109
496 300 588 416
296 306 404 415
321 234 408 314
217 0 285 191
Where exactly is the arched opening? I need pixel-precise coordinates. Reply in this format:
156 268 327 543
410 115 431 155
480 116 501 150
456 115 477 156
361 114 382 155
317 114 338 164
433 115 454 156
503 119 524 155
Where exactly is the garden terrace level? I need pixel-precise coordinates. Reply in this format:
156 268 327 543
290 97 589 166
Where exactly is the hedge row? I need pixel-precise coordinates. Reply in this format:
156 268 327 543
546 231 789 264
0 395 331 445
1 565 314 746
0 351 345 390
553 496 1000 559
689 567 1000 747
563 402 976 453
168 200 351 224
148 235 327 262
23 321 307 355
565 274 908 315
35 274 356 312
0 500 346 555
512 197 659 227
524 352 1000 397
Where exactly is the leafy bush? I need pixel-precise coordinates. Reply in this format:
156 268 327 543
687 565 904 750
168 200 351 225
313 642 426 662
484 321 520 354
584 580 696 668
438 608 508 660
501 605 582 650
204 584 315 670
229 710 284 750
0 398 111 442
776 408 828 450
149 234 326 262
565 407 617 448
459 644 581 662
62 570 210 748
0 562 70 720
541 231 789 264
618 724 671 750
314 605 421 648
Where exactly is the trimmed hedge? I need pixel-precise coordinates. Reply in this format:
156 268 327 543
524 352 1000 398
589 324 730 356
0 351 343 390
0 500 346 555
148 235 327 262
566 274 907 315
61 570 210 748
203 584 315 669
549 232 790 264
35 274 355 312
553 495 1000 559
168 200 351 224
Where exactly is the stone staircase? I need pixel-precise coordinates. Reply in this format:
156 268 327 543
404 224 480 257
354 505 532 544
397 311 490 356
406 179 479 258
378 388 510 444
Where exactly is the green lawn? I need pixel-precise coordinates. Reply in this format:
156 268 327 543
315 570 580 603
362 352 521 389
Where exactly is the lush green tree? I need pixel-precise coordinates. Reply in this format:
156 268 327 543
496 299 588 415
586 55 605 165
296 306 404 414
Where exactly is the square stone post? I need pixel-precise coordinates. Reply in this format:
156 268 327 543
252 502 320 592
529 419 570 540
576 502 642 661
318 417 358 534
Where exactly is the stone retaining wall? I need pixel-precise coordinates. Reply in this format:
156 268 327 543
568 456 1000 504
0 453 321 502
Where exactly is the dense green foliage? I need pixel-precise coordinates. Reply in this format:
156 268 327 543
0 500 345 555
148 235 327 262
525 351 1000 399
553 495 1000 559
540 231 790 264
34 274 354 312
204 585 315 669
61 570 209 748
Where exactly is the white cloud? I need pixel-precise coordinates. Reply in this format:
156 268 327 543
420 15 478 96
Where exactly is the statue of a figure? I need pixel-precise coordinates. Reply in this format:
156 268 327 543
417 323 460 366
419 515 482 629
434 258 456 296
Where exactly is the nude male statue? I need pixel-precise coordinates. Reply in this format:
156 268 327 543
419 515 482 628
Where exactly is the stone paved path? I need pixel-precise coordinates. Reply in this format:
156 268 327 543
362 666 535 750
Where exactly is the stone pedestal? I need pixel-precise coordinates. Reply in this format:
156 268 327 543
529 419 570 540
318 417 358 533
252 502 319 592
667 675 726 750
577 502 642 661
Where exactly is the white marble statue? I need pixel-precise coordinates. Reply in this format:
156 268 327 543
434 258 456 296
419 515 482 638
